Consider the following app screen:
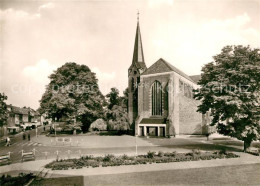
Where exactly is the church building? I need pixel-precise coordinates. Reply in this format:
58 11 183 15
128 18 208 137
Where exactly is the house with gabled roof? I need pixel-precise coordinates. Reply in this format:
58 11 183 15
128 18 208 137
6 105 41 133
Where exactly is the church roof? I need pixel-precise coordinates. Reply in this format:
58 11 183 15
142 58 195 82
131 22 146 69
189 75 201 84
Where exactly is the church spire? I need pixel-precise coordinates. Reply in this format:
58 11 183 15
132 11 145 64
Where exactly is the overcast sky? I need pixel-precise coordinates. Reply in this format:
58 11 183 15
1 0 260 109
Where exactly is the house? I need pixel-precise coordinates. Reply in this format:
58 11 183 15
128 19 209 137
5 105 41 134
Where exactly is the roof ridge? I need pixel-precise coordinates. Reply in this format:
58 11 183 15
158 58 195 83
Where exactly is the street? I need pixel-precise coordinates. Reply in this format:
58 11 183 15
0 126 47 162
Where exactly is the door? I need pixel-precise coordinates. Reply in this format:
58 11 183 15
160 127 165 137
148 127 156 136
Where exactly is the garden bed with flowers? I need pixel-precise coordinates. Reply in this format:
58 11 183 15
45 150 239 170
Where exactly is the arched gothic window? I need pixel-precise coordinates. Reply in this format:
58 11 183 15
151 81 162 116
131 77 135 91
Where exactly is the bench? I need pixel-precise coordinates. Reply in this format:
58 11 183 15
0 152 11 165
22 150 35 162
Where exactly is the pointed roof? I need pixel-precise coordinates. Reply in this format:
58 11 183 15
142 58 195 83
132 21 146 69
189 75 201 84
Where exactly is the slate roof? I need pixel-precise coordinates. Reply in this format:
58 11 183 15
189 75 201 84
132 22 145 64
7 105 30 115
142 58 195 83
140 118 167 124
7 105 40 115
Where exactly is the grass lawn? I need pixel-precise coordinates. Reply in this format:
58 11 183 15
84 163 260 185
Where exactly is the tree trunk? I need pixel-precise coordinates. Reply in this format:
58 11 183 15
243 139 252 152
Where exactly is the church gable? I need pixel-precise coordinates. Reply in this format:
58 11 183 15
142 58 195 83
142 58 173 75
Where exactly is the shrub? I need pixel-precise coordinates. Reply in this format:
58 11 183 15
83 155 94 160
185 152 194 157
147 151 156 159
103 154 115 162
219 148 227 155
122 154 129 160
164 151 176 157
192 149 201 155
157 151 164 157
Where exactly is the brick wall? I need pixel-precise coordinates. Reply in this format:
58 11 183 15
179 95 203 134
141 74 170 118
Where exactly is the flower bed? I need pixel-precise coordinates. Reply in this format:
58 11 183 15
45 150 239 170
247 150 260 156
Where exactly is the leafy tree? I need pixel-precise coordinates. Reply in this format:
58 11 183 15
123 88 129 112
39 62 105 132
107 105 130 131
105 87 130 131
0 93 8 127
106 87 120 109
194 45 260 151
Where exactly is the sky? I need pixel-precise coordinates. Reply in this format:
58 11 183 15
0 0 260 110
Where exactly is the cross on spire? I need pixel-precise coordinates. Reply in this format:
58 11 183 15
132 10 145 64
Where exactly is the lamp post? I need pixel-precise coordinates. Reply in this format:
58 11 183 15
36 125 38 138
55 117 57 136
135 135 138 156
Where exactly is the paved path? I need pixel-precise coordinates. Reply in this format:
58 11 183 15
32 135 155 148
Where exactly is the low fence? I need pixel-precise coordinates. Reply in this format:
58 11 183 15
50 137 83 146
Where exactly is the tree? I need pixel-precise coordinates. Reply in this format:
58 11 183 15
39 62 105 132
106 87 120 109
123 88 129 112
105 87 130 131
106 105 130 131
0 93 8 127
194 45 260 152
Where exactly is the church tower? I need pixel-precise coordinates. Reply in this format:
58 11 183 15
128 14 147 127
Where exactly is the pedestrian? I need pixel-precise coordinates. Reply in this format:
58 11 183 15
6 137 10 146
44 126 45 131
28 133 30 141
23 132 26 140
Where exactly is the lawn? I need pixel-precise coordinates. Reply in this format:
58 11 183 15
83 163 260 185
